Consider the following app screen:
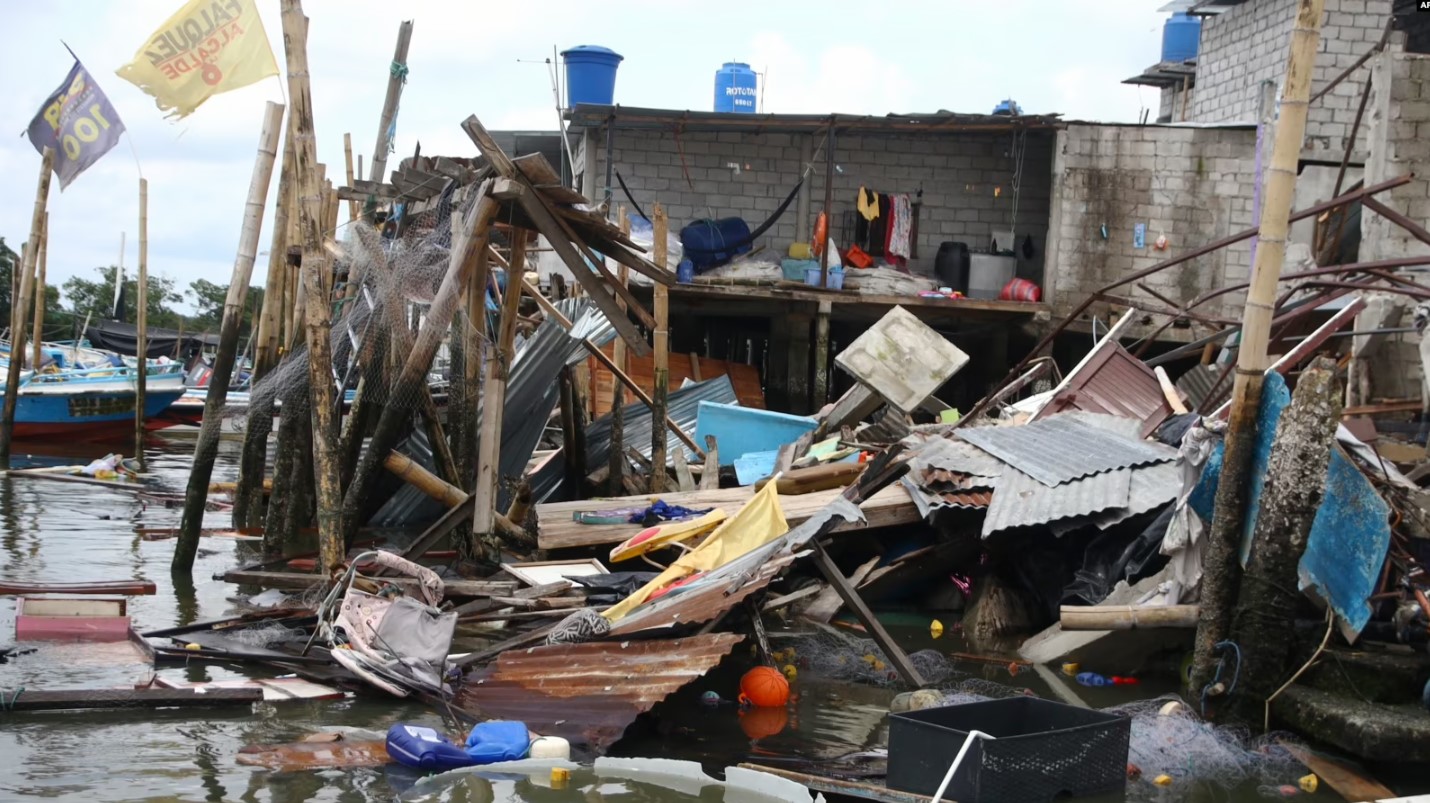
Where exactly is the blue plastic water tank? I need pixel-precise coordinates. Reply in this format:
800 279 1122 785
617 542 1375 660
714 62 758 114
992 99 1022 116
562 45 623 107
1161 12 1201 63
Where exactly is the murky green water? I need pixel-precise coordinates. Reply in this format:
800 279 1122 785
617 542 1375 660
0 434 1412 802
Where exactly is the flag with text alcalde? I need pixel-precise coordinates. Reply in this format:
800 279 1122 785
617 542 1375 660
115 0 278 120
26 60 127 190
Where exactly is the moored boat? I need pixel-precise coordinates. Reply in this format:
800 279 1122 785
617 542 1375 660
1 365 186 439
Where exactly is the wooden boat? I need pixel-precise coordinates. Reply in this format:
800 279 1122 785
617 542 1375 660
0 365 186 438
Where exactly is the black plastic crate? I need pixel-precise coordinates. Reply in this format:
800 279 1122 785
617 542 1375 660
887 697 1130 802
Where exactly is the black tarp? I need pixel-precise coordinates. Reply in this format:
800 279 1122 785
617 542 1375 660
85 319 220 359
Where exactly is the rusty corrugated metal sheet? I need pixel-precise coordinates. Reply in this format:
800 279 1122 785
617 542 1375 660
454 633 744 751
1040 344 1173 439
956 412 1176 487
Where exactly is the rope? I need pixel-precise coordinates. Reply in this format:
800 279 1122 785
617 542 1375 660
1200 640 1241 718
1 686 23 711
390 61 409 82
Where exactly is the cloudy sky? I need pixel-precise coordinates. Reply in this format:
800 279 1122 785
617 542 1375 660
1 0 1170 313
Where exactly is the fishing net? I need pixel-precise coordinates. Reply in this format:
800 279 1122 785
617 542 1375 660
785 632 966 687
1106 695 1309 793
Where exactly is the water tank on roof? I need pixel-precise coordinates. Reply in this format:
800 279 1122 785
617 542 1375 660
992 99 1022 116
715 62 758 114
562 45 623 107
1162 12 1201 63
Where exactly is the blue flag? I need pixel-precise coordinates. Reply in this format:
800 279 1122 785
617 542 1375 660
26 60 126 190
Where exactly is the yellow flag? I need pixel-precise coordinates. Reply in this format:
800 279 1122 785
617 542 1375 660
116 0 279 119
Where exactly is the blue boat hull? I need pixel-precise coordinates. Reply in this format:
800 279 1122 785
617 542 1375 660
12 388 186 439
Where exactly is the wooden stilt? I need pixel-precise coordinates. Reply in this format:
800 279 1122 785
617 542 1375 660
650 203 670 493
368 21 413 185
134 178 149 471
471 230 528 565
176 101 284 574
0 148 52 468
281 0 344 574
607 209 630 496
343 132 358 225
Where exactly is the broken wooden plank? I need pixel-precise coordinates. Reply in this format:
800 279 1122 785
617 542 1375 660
0 687 262 712
761 584 823 612
1281 742 1396 802
0 579 156 596
699 435 720 491
804 555 881 623
811 541 925 688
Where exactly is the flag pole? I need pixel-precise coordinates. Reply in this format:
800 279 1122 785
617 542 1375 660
0 147 55 468
134 178 148 470
31 212 48 368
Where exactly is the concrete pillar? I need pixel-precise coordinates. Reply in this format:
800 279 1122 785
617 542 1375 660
787 309 813 414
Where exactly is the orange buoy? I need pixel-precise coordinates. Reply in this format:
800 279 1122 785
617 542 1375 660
738 666 790 708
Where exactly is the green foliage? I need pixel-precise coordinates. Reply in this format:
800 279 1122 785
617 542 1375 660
62 265 186 331
187 278 264 339
1 236 71 342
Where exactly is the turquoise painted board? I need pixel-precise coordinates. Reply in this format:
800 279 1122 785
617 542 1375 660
1189 373 1391 637
734 450 780 486
695 402 817 466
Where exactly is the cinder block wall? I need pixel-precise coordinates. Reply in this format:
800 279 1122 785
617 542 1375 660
1045 123 1258 327
1159 84 1196 123
582 127 1055 282
1358 49 1430 399
1190 0 1390 159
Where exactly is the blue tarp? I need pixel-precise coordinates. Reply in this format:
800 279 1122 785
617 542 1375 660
1189 373 1390 637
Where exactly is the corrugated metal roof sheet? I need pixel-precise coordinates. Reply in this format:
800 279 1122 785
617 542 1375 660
1176 363 1230 411
1037 344 1174 439
454 633 743 751
902 475 993 519
1089 460 1181 529
981 465 1133 538
906 436 1004 479
586 375 739 469
956 413 1176 487
371 299 613 525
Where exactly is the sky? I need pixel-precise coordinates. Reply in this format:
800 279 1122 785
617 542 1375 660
0 0 1171 313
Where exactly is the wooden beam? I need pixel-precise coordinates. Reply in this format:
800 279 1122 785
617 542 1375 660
222 569 515 598
2 687 264 712
811 540 925 687
699 435 720 490
608 209 630 496
651 203 670 492
472 232 528 554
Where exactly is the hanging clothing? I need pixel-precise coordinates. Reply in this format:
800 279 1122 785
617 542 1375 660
857 187 880 221
868 193 891 255
889 193 913 263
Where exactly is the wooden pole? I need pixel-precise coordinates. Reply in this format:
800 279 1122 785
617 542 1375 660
281 0 344 575
1190 0 1325 700
819 118 835 289
134 178 149 470
175 101 284 574
650 203 670 493
234 125 291 532
343 132 358 225
0 148 53 468
470 232 528 565
31 213 48 368
607 209 630 495
1060 605 1201 631
368 20 413 185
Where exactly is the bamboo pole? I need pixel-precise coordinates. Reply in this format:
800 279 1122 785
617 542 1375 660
343 132 358 224
31 213 48 368
281 0 344 574
234 117 292 531
368 21 413 186
134 178 149 471
176 101 284 574
650 203 670 493
471 232 528 564
607 209 630 495
1190 0 1325 704
0 148 53 468
1060 605 1201 631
